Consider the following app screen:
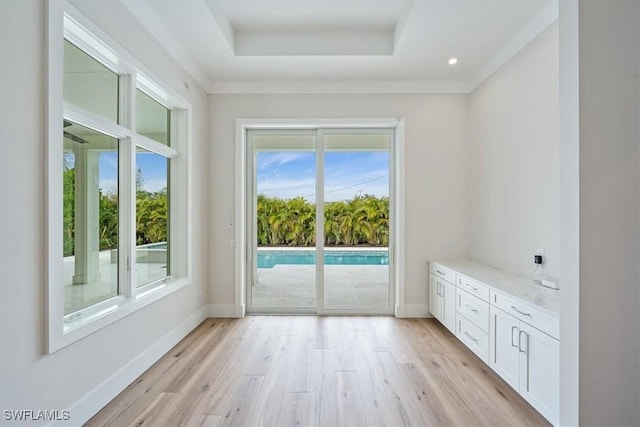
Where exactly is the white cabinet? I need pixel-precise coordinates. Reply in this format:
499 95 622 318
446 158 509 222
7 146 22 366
429 262 456 333
518 321 559 425
442 280 456 332
429 273 444 320
429 259 560 426
429 272 456 333
455 287 490 364
490 305 520 389
457 313 489 363
490 306 559 425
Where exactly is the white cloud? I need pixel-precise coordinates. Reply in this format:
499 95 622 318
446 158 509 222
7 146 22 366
99 179 117 196
143 178 168 193
258 152 313 170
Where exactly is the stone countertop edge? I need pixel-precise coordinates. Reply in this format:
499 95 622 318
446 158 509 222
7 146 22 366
430 259 560 317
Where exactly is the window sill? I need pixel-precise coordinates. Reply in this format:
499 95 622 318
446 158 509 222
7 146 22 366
50 277 190 353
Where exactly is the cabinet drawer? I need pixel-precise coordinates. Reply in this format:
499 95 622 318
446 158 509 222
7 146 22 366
457 314 489 363
457 274 490 302
430 262 456 284
457 288 489 332
491 290 559 339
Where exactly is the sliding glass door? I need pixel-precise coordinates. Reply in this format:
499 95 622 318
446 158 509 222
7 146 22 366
246 128 393 314
322 130 391 312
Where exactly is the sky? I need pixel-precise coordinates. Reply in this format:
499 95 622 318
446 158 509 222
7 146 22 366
95 150 389 200
257 151 389 202
97 151 167 194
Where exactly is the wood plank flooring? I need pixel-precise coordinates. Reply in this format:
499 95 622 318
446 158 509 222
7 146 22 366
85 317 550 427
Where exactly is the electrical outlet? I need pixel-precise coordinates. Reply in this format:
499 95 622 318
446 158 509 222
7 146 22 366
534 254 543 265
443 238 450 248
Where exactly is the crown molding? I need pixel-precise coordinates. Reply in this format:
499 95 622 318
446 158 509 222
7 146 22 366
209 80 470 95
120 0 213 93
122 0 558 96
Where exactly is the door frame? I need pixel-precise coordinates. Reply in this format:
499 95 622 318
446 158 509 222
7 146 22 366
234 118 406 317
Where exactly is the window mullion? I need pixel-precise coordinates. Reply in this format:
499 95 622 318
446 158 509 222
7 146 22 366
132 135 178 158
119 73 136 298
119 138 135 298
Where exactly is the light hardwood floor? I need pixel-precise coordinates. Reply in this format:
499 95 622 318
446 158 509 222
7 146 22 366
86 316 550 427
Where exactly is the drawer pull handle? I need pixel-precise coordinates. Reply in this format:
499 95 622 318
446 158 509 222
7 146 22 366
511 326 519 348
436 270 445 275
464 331 479 342
463 303 478 313
511 306 532 317
464 284 479 291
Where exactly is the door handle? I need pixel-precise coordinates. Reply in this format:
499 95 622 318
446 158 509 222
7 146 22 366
511 326 519 348
518 330 528 354
519 330 530 391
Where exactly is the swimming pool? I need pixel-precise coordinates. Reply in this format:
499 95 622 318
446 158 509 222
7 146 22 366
257 249 389 268
138 242 167 250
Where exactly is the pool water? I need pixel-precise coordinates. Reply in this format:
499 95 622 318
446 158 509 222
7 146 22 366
257 250 389 268
139 242 167 250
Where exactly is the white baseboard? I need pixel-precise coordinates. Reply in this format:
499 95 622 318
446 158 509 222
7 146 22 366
397 304 429 318
208 303 242 317
51 306 208 427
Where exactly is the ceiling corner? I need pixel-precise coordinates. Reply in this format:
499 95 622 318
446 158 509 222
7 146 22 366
393 0 416 51
120 0 214 94
465 0 559 93
202 0 235 53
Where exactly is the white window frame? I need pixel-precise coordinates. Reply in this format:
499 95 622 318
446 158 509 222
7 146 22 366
46 1 192 353
234 118 406 318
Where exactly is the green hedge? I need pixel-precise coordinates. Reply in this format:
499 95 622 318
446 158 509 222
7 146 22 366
257 194 389 247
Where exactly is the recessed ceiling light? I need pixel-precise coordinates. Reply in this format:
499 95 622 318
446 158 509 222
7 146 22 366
448 58 458 65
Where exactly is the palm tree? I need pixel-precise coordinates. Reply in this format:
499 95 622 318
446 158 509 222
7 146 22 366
256 194 389 247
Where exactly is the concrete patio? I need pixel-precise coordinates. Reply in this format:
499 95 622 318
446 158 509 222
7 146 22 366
251 264 390 311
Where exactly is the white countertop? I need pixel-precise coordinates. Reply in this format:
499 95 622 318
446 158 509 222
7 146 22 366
431 259 560 317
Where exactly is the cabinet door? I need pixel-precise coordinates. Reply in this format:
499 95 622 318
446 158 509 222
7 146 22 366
518 323 559 425
489 306 520 389
429 274 444 322
442 281 456 333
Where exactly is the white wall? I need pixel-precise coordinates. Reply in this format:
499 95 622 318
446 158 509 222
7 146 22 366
0 1 208 425
208 94 470 314
575 1 640 425
558 1 580 424
469 23 559 278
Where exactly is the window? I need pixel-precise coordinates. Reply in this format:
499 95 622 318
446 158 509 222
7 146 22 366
47 2 191 352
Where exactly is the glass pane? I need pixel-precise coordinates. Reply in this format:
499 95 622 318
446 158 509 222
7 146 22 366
136 89 170 146
136 149 169 286
252 149 316 310
63 121 119 314
63 40 119 123
323 134 390 311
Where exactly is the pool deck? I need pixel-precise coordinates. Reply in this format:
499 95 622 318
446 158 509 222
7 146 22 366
64 251 167 314
252 264 390 312
64 247 391 314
